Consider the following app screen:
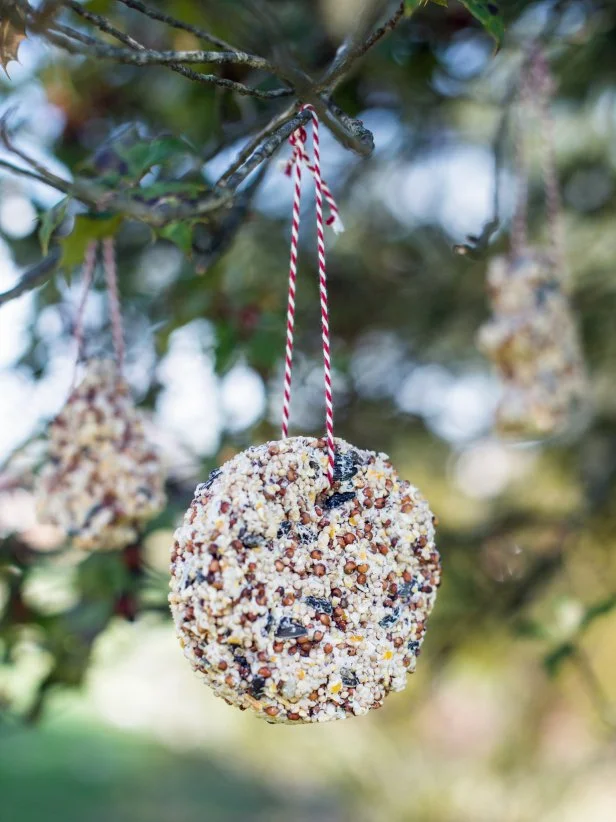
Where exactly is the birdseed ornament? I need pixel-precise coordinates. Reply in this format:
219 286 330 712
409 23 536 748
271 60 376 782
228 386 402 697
477 251 587 437
478 50 588 438
170 105 441 723
36 239 166 550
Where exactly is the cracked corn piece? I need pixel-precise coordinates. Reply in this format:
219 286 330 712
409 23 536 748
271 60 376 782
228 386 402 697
169 436 441 724
36 359 166 550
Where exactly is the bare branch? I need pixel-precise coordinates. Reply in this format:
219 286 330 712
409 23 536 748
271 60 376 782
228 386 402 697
320 1 405 91
0 246 62 307
62 0 144 50
42 28 293 99
115 0 236 52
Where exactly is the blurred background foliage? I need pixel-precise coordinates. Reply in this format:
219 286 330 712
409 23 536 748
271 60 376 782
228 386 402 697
1 1 616 820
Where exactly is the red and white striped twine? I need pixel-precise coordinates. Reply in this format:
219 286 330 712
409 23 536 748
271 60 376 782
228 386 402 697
72 239 98 389
281 104 344 484
102 236 126 371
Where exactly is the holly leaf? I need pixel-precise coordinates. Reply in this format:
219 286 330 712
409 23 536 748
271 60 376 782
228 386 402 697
158 221 193 255
459 1 504 46
39 197 70 255
117 136 196 180
59 213 123 269
0 1 27 74
404 1 504 47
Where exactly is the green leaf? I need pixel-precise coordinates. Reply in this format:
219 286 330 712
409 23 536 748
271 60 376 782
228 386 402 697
39 197 70 255
459 1 504 47
543 642 575 678
118 136 195 180
158 221 193 255
59 213 123 270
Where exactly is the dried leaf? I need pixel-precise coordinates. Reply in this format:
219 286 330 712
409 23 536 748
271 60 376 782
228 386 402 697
0 1 27 74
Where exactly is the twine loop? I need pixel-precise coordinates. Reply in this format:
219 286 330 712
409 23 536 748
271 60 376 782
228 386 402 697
73 235 125 384
280 104 344 484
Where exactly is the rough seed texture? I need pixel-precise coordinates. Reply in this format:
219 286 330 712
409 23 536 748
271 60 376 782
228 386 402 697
477 251 588 438
37 359 166 550
170 436 440 724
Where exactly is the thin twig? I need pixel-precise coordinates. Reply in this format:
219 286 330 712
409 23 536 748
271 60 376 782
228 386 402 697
320 0 405 91
115 0 236 51
0 246 62 307
62 0 144 50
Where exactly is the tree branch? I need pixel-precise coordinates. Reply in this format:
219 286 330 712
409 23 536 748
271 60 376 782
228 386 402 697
115 0 236 52
0 246 62 307
320 0 405 91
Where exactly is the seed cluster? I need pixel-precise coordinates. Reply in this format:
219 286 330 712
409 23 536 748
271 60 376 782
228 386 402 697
36 359 166 551
169 436 440 724
478 251 587 438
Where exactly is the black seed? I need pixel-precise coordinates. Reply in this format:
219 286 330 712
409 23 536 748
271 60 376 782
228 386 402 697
379 606 401 629
296 525 316 545
262 611 274 636
340 668 359 688
324 492 356 510
277 521 293 539
239 530 262 548
304 596 333 615
407 640 421 654
399 579 420 601
251 676 266 698
333 450 359 482
233 650 248 666
275 616 308 638
309 460 320 472
197 468 222 494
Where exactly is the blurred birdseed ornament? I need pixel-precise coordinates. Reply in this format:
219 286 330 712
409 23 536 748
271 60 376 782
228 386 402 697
170 105 441 723
36 238 166 550
478 50 588 439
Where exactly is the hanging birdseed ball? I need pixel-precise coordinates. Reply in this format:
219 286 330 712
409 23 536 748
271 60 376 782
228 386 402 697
36 359 166 550
477 251 588 438
169 436 440 724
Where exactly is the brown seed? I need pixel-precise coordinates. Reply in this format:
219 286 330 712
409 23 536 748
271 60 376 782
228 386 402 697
331 587 342 598
282 594 295 606
393 637 404 648
344 561 357 574
231 539 243 551
310 549 322 560
258 666 272 678
256 595 267 606
209 559 220 573
403 570 413 583
257 651 268 662
268 445 280 455
301 512 311 525
287 712 301 721
378 544 389 555
319 614 331 626
264 706 279 716
218 661 228 671
225 674 235 687
308 690 319 702
288 644 299 655
364 499 374 509
333 606 344 617
273 641 284 653
285 548 295 559
375 498 386 509
287 468 297 482
324 643 333 654
347 648 357 656
275 560 284 572
212 581 223 590
343 533 356 545
313 630 324 642
356 573 367 585
357 563 369 574
185 606 194 620
220 501 230 513
401 503 414 514
314 563 326 577
297 635 311 645
364 488 374 498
